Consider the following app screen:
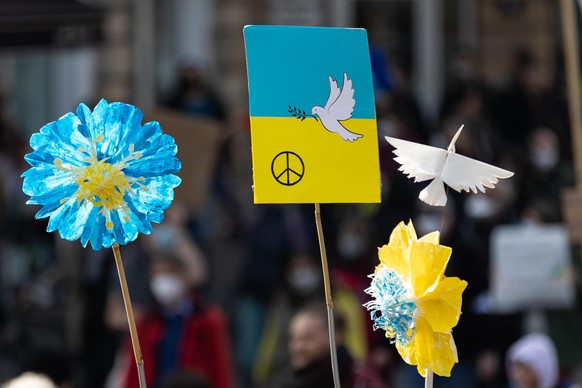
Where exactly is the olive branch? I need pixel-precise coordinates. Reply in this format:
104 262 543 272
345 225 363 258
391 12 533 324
288 105 318 121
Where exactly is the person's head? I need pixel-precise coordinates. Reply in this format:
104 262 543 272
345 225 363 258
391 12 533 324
149 253 189 308
528 127 560 174
288 304 330 370
506 333 558 388
286 253 321 296
336 218 373 263
2 372 56 388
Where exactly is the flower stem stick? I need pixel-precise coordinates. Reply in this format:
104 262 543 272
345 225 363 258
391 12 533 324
314 203 341 388
425 369 433 388
113 243 146 387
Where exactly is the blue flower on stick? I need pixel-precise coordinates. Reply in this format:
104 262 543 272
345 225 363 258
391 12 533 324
22 99 181 249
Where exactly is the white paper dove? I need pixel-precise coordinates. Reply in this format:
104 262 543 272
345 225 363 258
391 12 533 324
385 125 514 206
312 73 363 142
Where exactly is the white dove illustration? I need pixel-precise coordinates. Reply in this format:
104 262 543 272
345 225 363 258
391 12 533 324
385 125 514 206
311 73 363 142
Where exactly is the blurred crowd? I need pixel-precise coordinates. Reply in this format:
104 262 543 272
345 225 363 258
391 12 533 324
0 45 581 388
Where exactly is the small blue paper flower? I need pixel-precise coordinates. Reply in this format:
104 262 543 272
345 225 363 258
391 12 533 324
22 99 181 249
363 264 417 346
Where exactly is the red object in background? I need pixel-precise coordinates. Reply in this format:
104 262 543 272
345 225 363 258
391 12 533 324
122 305 235 388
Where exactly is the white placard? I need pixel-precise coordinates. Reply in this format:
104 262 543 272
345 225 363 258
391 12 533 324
491 224 576 313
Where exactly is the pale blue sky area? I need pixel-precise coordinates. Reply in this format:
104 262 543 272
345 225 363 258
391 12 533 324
244 25 376 119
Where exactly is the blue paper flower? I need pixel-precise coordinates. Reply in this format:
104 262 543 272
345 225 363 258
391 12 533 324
22 99 181 249
363 264 417 346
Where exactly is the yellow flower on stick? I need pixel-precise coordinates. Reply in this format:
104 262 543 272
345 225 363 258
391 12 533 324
364 221 467 377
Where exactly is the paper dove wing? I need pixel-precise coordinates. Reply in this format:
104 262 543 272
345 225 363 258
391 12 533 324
441 153 514 193
328 73 355 121
385 136 448 182
324 76 341 111
385 135 514 206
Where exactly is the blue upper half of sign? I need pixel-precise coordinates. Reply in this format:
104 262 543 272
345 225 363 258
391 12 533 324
244 25 376 120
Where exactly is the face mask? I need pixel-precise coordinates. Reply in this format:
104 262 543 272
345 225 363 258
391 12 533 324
464 195 499 220
415 214 441 235
288 267 320 294
338 233 366 260
150 274 186 306
530 147 558 172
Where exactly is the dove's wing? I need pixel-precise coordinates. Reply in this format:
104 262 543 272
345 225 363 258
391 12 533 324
324 76 341 111
385 136 448 182
329 73 355 121
441 153 514 193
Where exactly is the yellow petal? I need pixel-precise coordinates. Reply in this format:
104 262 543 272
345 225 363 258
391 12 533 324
417 277 468 332
418 230 440 245
396 317 458 377
409 239 452 296
378 245 409 278
378 221 416 277
388 221 415 252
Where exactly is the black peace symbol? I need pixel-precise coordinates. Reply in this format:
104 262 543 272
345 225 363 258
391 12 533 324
271 151 305 186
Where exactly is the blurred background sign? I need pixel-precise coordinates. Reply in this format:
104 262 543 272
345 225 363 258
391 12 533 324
144 109 222 212
491 225 576 313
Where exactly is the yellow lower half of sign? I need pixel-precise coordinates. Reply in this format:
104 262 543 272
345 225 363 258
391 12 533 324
250 116 381 204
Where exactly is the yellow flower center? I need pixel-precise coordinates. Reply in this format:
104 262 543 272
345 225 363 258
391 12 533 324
55 135 145 230
75 159 130 211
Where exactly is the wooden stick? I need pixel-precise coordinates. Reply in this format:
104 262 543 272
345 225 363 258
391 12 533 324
561 0 582 182
314 203 341 388
112 243 147 388
425 369 434 388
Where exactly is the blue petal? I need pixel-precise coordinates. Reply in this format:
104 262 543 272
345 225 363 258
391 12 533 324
32 185 78 218
76 102 98 140
80 205 101 247
52 200 93 242
47 199 80 234
364 265 417 346
22 167 74 198
123 199 155 234
129 175 181 218
88 212 106 249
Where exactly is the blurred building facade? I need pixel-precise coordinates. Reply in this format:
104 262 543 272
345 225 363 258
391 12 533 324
0 0 560 132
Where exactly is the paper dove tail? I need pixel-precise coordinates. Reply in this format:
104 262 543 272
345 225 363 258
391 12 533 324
419 178 447 206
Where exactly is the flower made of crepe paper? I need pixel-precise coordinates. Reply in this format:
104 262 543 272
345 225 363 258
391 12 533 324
364 220 467 377
22 99 181 249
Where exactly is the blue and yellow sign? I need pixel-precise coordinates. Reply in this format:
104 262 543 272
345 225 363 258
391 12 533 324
244 25 381 204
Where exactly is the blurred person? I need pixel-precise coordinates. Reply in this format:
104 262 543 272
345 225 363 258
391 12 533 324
447 47 483 88
492 49 568 154
276 304 354 388
233 205 296 387
142 202 208 288
165 60 226 122
253 252 367 387
352 343 392 388
118 251 234 388
518 127 573 223
2 372 56 388
506 333 560 388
